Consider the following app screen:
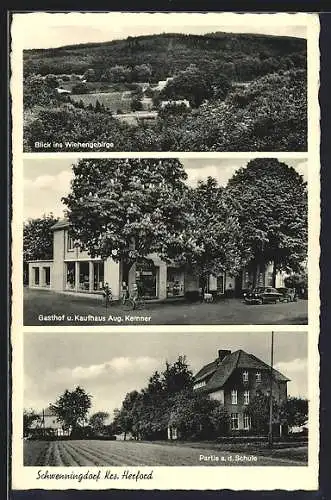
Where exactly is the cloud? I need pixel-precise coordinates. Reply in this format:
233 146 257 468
46 356 160 384
24 170 72 192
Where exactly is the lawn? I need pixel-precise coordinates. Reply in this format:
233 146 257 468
70 91 132 113
24 288 308 326
24 440 307 467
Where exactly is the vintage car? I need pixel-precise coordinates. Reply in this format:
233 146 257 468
276 287 298 302
244 286 283 305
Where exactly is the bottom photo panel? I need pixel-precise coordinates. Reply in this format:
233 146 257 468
22 331 309 469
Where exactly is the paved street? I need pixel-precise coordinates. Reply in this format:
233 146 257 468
24 288 308 325
24 439 307 467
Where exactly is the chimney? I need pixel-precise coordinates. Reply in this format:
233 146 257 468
217 350 231 362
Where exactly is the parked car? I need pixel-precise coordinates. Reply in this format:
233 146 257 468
276 287 298 302
244 287 283 305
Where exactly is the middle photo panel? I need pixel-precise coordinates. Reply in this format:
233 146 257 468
23 156 308 326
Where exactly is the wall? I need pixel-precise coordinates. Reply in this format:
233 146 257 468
28 261 53 289
104 258 120 299
52 229 65 291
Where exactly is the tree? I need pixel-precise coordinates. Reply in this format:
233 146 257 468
160 64 213 107
49 386 92 436
246 392 279 434
225 159 308 287
282 397 308 428
23 75 59 109
169 390 220 440
23 214 59 261
89 411 110 435
162 356 193 394
169 177 244 294
62 159 189 282
23 409 40 437
210 404 230 436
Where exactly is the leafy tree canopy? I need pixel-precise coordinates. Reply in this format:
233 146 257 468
224 158 307 285
49 386 92 434
62 158 189 264
23 213 59 261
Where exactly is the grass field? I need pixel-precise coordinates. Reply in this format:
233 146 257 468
24 440 307 467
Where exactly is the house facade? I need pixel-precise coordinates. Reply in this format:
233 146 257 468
27 219 286 300
192 349 289 435
30 408 70 437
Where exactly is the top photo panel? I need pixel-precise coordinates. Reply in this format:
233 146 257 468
15 12 316 153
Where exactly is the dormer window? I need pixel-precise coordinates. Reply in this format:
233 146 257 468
193 380 206 390
243 371 249 382
256 371 261 383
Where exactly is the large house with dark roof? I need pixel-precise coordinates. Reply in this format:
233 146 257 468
27 219 287 301
192 349 289 435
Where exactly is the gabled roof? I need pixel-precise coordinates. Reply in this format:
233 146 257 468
194 349 290 393
51 218 69 231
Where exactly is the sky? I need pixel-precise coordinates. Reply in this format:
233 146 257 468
14 12 308 50
23 157 308 220
24 331 308 415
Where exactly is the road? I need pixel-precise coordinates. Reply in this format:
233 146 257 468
24 288 308 326
24 440 306 467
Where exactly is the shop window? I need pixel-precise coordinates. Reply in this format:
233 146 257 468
79 262 90 291
93 262 104 291
66 262 75 290
167 268 184 297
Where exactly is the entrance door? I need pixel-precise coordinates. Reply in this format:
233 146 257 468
136 259 157 299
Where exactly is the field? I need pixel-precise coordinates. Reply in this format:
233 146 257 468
24 440 307 467
70 91 132 113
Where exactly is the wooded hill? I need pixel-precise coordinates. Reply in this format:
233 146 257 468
23 32 306 81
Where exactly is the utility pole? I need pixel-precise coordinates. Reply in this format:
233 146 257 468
268 331 274 448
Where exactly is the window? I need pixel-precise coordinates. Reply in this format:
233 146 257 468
43 267 50 286
231 413 239 430
256 371 262 383
66 262 76 290
33 267 39 285
231 390 238 404
243 414 251 430
67 233 74 251
93 262 104 291
243 371 249 382
244 390 250 405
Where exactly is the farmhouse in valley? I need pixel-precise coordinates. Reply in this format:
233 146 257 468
27 218 288 301
168 348 289 439
29 408 70 437
160 99 190 109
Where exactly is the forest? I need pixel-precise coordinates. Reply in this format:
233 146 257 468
23 32 307 152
